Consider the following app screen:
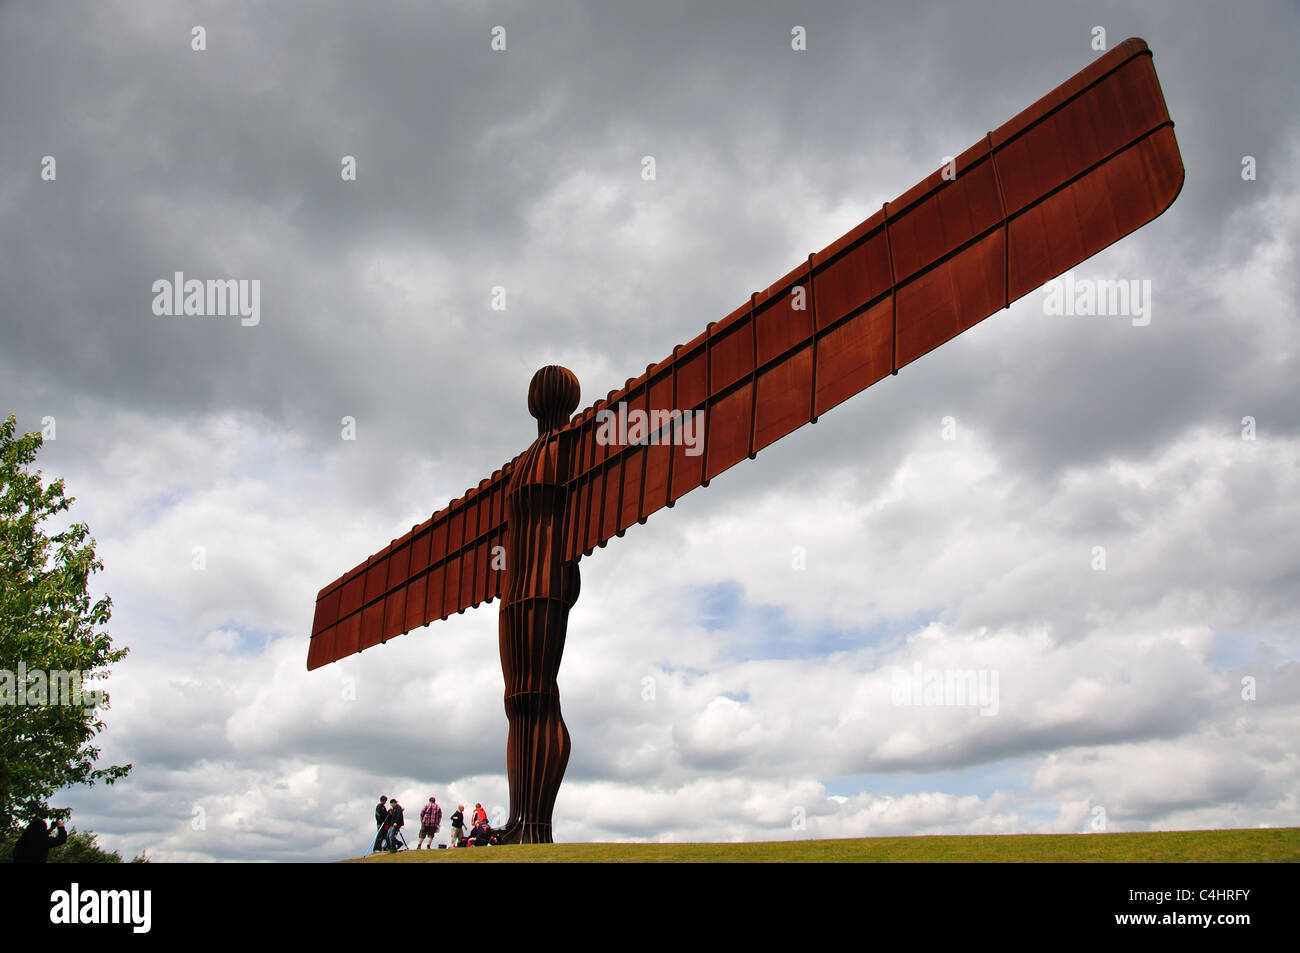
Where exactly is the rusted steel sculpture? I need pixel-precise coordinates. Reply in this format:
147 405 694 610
497 366 583 843
307 39 1183 843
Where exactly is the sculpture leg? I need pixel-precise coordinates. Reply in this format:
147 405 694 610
501 687 571 843
496 562 579 844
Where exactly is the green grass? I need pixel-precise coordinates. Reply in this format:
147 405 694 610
342 827 1300 863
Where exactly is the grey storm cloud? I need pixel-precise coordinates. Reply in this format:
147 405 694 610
1 0 1297 860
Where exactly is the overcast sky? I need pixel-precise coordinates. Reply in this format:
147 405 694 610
2 0 1297 861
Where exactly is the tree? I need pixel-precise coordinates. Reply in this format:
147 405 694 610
0 415 131 835
0 825 149 863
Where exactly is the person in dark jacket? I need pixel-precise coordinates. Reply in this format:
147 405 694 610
372 795 390 853
386 799 405 851
450 805 467 846
468 819 494 847
13 819 67 863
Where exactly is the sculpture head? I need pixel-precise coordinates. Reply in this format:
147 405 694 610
528 365 581 435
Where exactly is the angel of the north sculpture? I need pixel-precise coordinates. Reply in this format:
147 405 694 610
307 38 1183 843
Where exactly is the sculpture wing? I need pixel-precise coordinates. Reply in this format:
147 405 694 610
306 457 519 670
560 37 1183 561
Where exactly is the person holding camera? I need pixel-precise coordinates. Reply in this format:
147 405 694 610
13 818 68 863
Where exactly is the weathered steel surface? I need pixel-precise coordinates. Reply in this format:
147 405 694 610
308 37 1183 749
559 37 1183 561
306 461 516 670
495 367 582 843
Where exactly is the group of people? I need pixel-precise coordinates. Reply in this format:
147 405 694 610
371 795 498 853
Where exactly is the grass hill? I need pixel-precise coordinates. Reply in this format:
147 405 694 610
344 826 1299 863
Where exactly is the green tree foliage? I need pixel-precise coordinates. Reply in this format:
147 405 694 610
0 415 131 834
0 825 149 863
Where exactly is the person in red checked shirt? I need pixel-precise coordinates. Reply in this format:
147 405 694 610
417 797 442 849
